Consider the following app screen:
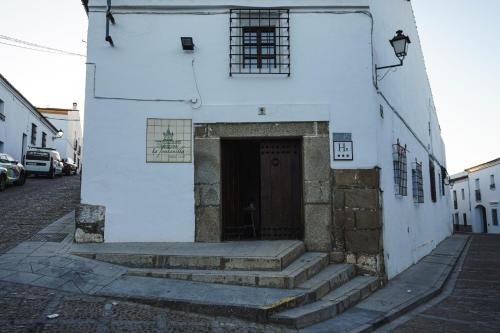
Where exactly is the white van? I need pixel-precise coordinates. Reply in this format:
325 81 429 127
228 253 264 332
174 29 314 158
24 148 63 178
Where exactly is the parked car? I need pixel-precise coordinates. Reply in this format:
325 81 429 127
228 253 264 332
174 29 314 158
0 153 27 188
24 148 63 178
0 167 7 191
62 158 78 176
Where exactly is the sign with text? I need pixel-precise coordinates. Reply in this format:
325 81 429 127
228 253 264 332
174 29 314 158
146 118 192 163
333 133 353 161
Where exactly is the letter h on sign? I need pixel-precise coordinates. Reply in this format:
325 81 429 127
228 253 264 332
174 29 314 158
332 133 353 161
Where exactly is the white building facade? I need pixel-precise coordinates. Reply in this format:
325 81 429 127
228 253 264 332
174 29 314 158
38 105 84 170
0 74 60 162
450 159 500 234
80 0 451 279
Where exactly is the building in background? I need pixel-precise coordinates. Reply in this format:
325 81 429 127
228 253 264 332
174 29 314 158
38 104 83 171
80 0 451 280
450 158 500 234
0 73 61 163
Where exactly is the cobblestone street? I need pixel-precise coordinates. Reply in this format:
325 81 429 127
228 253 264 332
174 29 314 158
389 234 500 333
0 176 286 333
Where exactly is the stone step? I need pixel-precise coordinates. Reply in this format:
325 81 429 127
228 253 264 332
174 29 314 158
269 276 380 329
298 264 357 301
125 252 329 289
71 240 305 271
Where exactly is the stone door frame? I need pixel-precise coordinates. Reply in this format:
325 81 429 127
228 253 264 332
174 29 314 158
194 122 333 252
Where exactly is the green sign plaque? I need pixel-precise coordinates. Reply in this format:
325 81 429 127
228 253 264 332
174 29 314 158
146 118 192 163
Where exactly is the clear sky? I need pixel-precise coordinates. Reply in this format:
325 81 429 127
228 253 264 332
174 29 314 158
0 0 498 174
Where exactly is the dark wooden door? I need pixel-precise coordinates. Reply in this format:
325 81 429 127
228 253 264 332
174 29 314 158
259 140 303 240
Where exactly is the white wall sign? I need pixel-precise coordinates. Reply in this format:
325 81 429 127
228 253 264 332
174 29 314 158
146 118 192 163
333 133 353 161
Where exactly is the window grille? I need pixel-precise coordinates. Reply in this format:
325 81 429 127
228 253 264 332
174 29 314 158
440 166 447 196
392 141 408 196
429 159 437 203
412 160 424 204
31 123 37 145
230 8 290 76
453 190 458 209
42 132 47 148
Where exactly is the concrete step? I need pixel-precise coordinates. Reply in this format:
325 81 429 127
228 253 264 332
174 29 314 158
269 276 380 329
125 252 329 289
71 240 305 271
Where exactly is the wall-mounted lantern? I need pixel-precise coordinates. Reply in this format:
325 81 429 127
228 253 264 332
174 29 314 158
181 37 195 51
53 129 64 140
376 30 411 73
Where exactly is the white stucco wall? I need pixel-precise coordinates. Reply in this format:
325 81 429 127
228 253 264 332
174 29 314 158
44 110 83 168
0 76 58 162
370 0 452 279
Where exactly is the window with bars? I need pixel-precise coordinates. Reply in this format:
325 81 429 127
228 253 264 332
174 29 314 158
31 123 37 145
412 160 424 204
392 141 408 196
230 8 290 76
440 166 447 196
42 132 47 148
429 159 437 203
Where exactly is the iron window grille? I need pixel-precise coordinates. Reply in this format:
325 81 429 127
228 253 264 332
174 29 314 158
42 132 47 148
392 141 408 196
230 8 290 76
31 123 37 145
429 159 437 203
412 160 424 204
475 189 481 202
453 190 458 209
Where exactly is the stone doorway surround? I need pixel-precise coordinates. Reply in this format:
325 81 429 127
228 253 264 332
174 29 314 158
194 122 332 252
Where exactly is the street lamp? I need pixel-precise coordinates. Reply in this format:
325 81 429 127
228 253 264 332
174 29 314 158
376 30 411 72
53 129 64 139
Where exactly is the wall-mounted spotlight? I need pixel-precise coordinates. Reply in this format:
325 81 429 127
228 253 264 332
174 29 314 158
181 37 195 51
53 129 64 140
376 30 411 73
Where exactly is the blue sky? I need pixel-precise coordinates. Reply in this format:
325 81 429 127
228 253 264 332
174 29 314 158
0 0 498 174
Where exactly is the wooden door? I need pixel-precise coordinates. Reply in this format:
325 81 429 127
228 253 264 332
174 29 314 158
260 140 303 240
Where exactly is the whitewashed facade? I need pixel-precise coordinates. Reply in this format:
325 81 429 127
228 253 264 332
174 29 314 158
81 0 451 279
450 159 500 234
0 74 60 162
38 104 84 171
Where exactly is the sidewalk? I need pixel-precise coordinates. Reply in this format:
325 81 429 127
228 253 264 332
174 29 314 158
300 234 470 333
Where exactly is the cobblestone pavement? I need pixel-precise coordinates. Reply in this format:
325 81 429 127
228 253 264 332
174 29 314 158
389 234 500 333
0 176 288 333
0 175 80 254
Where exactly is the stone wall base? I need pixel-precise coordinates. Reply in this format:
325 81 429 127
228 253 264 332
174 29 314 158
75 204 105 243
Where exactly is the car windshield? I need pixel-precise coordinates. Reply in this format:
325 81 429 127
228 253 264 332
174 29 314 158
5 154 15 162
26 151 50 161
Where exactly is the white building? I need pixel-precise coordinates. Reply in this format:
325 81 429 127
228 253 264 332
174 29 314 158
0 73 61 162
450 158 500 234
80 0 451 279
38 104 84 170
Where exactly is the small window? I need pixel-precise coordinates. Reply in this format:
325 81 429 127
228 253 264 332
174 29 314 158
453 190 458 209
490 175 496 190
453 213 459 225
412 160 424 204
475 178 480 189
230 8 290 76
392 141 408 197
429 159 437 203
463 213 467 226
461 188 465 200
493 209 498 226
440 166 447 196
31 123 37 145
42 132 47 148
0 98 5 121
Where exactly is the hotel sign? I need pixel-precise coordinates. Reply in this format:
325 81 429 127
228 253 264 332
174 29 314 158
333 132 353 161
146 118 192 163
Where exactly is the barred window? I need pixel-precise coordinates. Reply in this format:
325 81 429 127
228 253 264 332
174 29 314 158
412 160 424 204
230 8 290 76
393 141 408 196
429 159 437 203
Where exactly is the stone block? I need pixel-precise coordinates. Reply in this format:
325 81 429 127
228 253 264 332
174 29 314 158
345 189 378 210
195 183 221 206
195 206 222 242
334 210 355 231
356 254 378 274
194 138 220 185
304 180 331 204
316 122 330 135
207 122 320 138
355 210 380 229
330 251 345 263
346 253 357 264
303 136 331 182
333 190 345 209
75 204 105 243
334 169 380 189
345 230 381 254
304 204 332 252
194 125 208 138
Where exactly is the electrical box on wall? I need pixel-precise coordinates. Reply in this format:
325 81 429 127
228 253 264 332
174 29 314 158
333 133 353 161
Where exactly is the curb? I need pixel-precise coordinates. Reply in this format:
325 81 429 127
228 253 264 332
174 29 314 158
348 235 471 333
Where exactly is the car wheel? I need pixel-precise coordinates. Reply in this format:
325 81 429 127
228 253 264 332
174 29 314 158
0 175 6 192
14 172 26 186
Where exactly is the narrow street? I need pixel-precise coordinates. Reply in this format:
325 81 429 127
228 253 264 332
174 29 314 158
389 235 500 333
